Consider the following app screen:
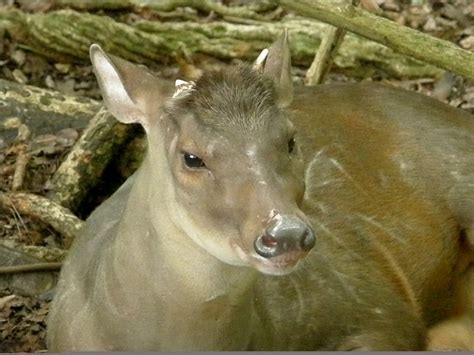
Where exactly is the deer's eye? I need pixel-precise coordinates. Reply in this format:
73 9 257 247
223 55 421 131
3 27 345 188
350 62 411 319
183 152 206 169
288 137 296 154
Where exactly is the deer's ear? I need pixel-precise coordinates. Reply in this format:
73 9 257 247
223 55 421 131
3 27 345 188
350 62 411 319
90 44 164 129
263 29 293 108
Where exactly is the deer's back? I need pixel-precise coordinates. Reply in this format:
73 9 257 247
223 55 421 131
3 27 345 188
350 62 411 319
290 82 473 325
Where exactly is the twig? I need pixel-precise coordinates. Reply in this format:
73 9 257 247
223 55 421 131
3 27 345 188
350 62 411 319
305 0 361 86
12 124 31 191
9 204 27 237
0 192 83 248
280 0 474 80
305 27 346 86
0 295 16 307
0 262 62 274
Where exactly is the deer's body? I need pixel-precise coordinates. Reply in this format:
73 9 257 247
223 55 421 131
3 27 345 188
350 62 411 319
47 34 473 351
294 82 473 324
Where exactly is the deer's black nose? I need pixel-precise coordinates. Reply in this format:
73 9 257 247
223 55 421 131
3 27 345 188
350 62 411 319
254 214 315 258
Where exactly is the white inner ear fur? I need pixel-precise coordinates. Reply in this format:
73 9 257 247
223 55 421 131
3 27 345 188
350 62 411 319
92 50 145 126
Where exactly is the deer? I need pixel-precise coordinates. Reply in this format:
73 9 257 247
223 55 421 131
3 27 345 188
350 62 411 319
47 31 474 351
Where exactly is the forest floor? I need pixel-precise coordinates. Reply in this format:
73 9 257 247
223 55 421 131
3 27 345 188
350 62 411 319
0 0 473 352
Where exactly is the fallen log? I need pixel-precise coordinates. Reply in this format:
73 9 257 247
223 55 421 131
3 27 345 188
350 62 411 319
0 7 443 78
47 107 138 213
51 0 279 20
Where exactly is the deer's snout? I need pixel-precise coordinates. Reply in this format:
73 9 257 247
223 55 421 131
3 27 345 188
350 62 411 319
254 214 315 258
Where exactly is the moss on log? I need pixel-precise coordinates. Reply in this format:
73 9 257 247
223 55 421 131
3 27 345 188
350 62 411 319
0 8 443 78
53 0 278 20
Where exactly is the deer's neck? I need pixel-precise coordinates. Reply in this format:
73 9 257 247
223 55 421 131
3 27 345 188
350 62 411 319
119 150 258 300
109 152 260 350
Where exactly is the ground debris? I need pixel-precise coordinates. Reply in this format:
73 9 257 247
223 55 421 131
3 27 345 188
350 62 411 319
0 294 49 352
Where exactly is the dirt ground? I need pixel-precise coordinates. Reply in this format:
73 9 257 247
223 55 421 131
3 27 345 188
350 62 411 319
0 0 473 352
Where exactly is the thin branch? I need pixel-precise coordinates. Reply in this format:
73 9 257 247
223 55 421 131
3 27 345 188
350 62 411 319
305 0 361 86
0 262 62 274
305 27 346 85
12 124 31 191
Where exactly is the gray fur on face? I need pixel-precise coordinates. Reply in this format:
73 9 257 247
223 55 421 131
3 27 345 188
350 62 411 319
167 65 281 135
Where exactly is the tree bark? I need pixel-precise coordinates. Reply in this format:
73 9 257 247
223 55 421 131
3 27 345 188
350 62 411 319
0 7 443 78
52 0 278 20
280 0 474 80
0 79 100 144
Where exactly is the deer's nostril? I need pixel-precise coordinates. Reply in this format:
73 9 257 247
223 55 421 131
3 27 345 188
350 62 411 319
254 214 316 258
261 235 278 247
254 234 279 258
301 228 316 251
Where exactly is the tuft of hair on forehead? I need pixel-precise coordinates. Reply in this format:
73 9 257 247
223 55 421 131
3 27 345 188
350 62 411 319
171 65 280 134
